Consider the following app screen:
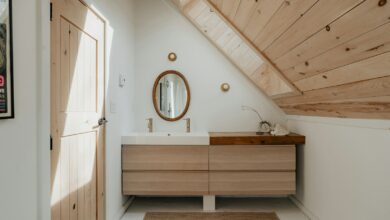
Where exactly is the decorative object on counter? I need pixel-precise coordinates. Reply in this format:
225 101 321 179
259 121 272 133
271 124 290 136
153 70 190 121
0 0 14 119
241 105 272 134
168 52 177 62
220 83 230 92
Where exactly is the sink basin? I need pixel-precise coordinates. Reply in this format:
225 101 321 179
121 132 210 145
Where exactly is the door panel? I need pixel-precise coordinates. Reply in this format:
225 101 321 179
51 1 105 220
58 132 97 220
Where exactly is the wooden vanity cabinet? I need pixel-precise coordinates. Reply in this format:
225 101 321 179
122 145 209 196
209 145 296 195
209 145 295 171
123 171 208 195
122 133 304 196
122 146 209 171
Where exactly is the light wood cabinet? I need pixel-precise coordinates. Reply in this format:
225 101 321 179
122 146 209 171
209 172 295 195
122 133 303 196
123 171 209 195
209 145 295 171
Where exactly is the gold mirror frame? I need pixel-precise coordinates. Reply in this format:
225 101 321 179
152 70 191 122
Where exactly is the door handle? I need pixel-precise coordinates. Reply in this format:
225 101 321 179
98 117 108 126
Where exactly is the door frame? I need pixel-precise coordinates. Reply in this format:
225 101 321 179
50 0 107 219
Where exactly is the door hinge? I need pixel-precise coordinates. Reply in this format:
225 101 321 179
50 135 53 151
50 3 53 21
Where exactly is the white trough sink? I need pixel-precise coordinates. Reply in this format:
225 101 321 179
121 132 210 146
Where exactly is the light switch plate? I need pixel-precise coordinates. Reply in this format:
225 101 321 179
119 74 126 87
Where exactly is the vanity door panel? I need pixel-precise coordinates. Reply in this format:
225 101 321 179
209 172 296 195
209 145 295 171
123 171 209 195
122 146 209 171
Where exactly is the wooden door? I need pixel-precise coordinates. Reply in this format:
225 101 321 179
50 0 105 220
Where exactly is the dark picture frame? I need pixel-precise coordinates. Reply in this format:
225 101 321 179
0 0 14 119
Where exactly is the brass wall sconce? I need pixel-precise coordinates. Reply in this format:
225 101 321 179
221 83 230 92
168 52 177 62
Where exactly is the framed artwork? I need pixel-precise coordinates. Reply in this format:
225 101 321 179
0 0 13 119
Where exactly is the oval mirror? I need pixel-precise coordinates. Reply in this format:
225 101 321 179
153 70 190 121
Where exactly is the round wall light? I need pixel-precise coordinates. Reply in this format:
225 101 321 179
220 83 230 92
168 52 177 62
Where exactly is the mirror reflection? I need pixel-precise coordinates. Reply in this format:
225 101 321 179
153 71 190 121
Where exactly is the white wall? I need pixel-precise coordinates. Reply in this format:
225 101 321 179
133 0 285 133
82 0 136 219
0 0 136 220
287 116 390 220
0 0 41 219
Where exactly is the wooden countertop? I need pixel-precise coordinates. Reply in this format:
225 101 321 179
209 132 305 145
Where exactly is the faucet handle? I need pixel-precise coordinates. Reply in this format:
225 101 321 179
146 118 153 133
183 118 191 133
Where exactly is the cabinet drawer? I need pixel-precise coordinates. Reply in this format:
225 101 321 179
209 145 295 171
122 146 209 171
123 171 209 195
209 172 295 195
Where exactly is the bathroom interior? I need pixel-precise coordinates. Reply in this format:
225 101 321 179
1 0 390 220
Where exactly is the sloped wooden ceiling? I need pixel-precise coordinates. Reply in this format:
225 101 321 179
172 0 390 119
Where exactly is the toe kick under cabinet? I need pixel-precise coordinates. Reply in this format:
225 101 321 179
122 132 305 196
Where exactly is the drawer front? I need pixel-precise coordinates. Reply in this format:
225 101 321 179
122 146 209 171
209 145 295 171
123 171 209 195
209 172 295 195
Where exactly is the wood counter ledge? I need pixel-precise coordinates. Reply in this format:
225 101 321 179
209 132 305 145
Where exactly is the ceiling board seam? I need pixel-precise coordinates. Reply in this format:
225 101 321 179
231 0 242 21
295 58 390 92
259 0 320 51
278 12 390 73
281 96 390 105
243 0 285 39
264 0 367 60
291 48 390 84
237 0 261 31
276 0 378 69
274 75 390 105
204 0 302 96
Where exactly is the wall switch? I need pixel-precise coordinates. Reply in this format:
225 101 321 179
119 74 126 87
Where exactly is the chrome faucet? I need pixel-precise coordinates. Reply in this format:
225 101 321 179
183 118 191 133
146 118 153 133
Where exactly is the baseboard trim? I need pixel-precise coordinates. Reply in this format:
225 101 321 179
115 196 136 220
288 196 319 220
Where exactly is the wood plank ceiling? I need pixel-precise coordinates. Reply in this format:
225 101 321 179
172 0 390 119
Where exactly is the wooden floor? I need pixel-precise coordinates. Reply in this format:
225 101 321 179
121 197 309 220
